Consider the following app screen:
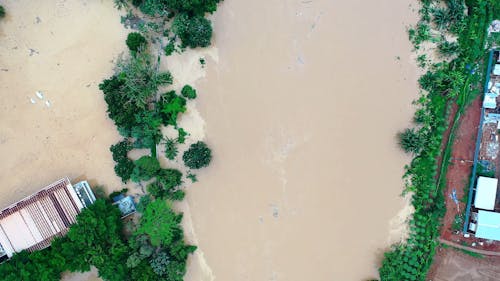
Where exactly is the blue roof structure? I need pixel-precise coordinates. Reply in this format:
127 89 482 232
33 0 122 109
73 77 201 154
476 210 500 241
114 196 136 217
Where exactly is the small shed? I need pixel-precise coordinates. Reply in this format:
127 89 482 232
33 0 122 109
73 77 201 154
475 210 500 241
474 176 498 210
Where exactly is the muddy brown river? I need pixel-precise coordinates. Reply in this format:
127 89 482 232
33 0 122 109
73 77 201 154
0 0 419 280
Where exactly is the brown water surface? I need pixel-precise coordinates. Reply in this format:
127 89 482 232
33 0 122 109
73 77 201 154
184 0 419 280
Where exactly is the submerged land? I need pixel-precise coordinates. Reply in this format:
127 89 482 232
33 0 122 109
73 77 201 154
0 0 498 280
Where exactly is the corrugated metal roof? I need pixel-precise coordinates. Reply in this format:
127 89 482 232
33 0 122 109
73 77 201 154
476 210 500 241
0 178 85 257
474 176 498 210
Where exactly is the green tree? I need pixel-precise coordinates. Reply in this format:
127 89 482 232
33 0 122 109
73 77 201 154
137 194 153 213
55 199 130 280
132 110 163 148
172 13 213 48
164 137 178 160
181 85 197 99
159 91 186 126
136 200 180 246
398 128 425 154
183 141 212 169
116 51 172 109
126 32 148 52
131 155 161 182
0 5 5 18
150 252 170 276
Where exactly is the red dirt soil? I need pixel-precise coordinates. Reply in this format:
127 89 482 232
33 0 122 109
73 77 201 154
440 94 500 252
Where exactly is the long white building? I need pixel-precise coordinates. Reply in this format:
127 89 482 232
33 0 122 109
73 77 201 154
0 178 95 259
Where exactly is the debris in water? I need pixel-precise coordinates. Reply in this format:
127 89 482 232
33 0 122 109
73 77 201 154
29 48 39 56
271 204 279 218
36 91 44 99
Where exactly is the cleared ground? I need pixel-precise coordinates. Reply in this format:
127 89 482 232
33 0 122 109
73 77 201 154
428 246 500 281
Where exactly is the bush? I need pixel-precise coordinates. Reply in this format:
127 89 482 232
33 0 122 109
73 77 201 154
131 156 161 182
126 32 147 52
110 140 135 182
181 85 197 99
164 138 178 160
438 41 459 57
183 141 212 169
172 13 213 48
164 41 176 56
398 128 425 154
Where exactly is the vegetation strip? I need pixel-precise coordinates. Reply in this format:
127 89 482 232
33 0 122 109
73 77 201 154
0 0 221 280
380 1 499 280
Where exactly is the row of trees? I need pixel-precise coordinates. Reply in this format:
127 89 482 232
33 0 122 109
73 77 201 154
384 0 499 280
0 199 195 281
116 0 218 49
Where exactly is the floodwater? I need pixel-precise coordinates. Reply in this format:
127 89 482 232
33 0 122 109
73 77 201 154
0 0 127 209
183 0 419 280
0 0 420 280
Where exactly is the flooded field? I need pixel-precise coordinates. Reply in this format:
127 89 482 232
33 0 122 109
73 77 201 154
0 0 127 208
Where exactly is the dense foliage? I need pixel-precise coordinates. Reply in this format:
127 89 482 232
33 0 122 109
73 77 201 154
183 141 212 169
181 84 197 99
131 155 161 182
135 0 221 16
398 128 426 154
0 200 128 281
164 137 179 160
172 13 213 48
379 1 499 280
126 32 147 52
110 140 135 182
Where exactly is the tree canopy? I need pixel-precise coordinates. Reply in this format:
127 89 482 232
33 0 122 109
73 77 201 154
126 32 147 52
131 155 161 182
136 200 180 247
183 141 212 169
172 13 213 48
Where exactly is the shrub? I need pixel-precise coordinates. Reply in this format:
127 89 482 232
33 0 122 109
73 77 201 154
159 91 186 126
172 13 213 48
136 195 152 213
126 32 147 52
136 200 179 246
131 156 161 182
177 128 187 143
164 41 176 56
438 41 459 57
398 128 425 154
164 138 178 160
183 141 212 169
110 140 135 182
181 85 197 99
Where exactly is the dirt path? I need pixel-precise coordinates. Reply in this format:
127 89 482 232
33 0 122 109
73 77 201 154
439 238 500 257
